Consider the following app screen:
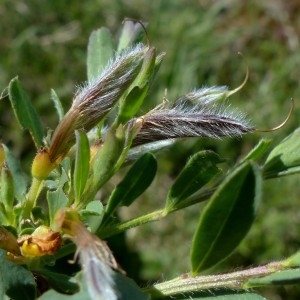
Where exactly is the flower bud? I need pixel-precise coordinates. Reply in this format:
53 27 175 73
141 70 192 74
31 148 58 180
18 225 61 257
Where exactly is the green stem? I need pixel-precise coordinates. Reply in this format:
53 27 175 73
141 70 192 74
98 209 168 238
99 188 215 238
143 261 283 298
22 177 43 220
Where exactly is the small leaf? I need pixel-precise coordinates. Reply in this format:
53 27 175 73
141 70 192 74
115 272 150 300
105 153 157 217
80 200 104 233
240 139 272 163
38 282 86 300
47 174 69 226
166 151 222 212
39 272 149 300
74 131 90 204
1 166 14 210
118 85 149 124
2 145 28 203
87 28 114 82
50 89 64 121
8 77 44 147
246 269 300 287
86 127 126 197
264 127 300 178
117 47 157 123
38 268 79 294
117 20 145 52
0 250 36 300
191 161 262 274
282 250 300 268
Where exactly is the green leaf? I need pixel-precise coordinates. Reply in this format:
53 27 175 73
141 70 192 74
0 250 36 300
92 127 125 187
115 272 150 300
240 139 272 163
117 20 144 52
38 269 79 294
166 151 222 212
8 77 44 147
74 131 90 204
1 166 14 211
50 89 64 121
282 250 300 268
246 269 300 287
191 161 262 274
117 48 157 123
167 290 265 300
264 127 300 178
105 153 157 217
87 27 114 82
47 173 69 226
80 200 104 233
117 85 149 124
2 145 28 203
39 272 149 300
81 126 126 207
38 285 86 300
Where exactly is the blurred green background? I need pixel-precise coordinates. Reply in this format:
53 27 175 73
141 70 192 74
1 0 300 298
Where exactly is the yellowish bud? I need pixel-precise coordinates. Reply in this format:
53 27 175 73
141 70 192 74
31 148 57 180
18 225 62 257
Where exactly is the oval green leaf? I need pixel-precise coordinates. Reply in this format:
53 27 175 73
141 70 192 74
166 150 222 212
8 77 44 148
39 271 149 300
3 145 28 203
38 269 79 294
47 172 69 226
105 153 157 217
87 27 114 82
50 89 64 121
117 48 156 124
264 127 300 178
74 131 90 204
191 161 262 274
240 139 272 163
0 250 36 300
282 250 300 268
80 200 104 233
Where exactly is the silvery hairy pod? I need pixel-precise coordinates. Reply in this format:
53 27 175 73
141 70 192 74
130 86 254 148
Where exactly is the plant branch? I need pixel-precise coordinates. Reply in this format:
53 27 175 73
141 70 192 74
98 209 167 238
143 261 285 298
98 187 215 238
22 178 43 220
